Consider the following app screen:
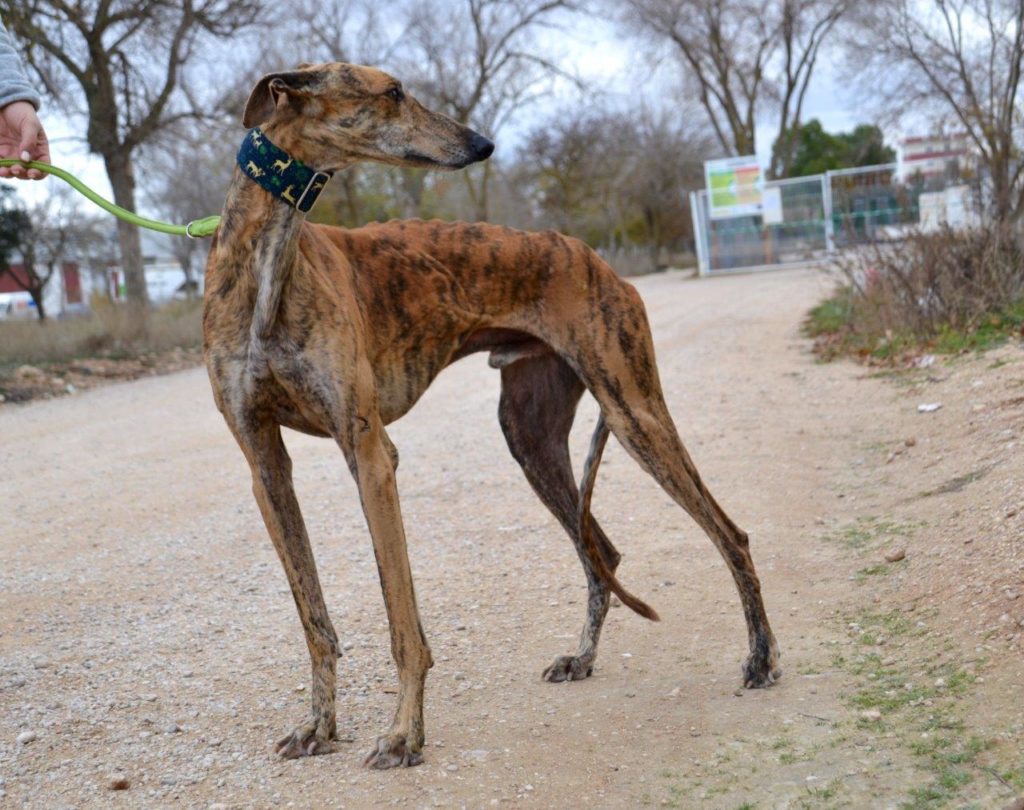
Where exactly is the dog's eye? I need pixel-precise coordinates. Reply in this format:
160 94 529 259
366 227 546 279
386 86 405 103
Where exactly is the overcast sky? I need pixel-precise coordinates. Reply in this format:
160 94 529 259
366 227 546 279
11 13 870 214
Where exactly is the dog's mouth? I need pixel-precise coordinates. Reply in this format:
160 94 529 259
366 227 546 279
401 135 493 170
401 151 445 168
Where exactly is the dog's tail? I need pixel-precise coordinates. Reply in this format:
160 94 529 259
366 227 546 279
579 412 660 622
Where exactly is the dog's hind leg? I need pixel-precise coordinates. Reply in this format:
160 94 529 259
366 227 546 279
603 391 780 685
574 287 781 688
231 420 340 758
497 353 622 682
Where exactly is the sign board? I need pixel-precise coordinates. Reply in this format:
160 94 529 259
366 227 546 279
705 156 763 219
761 186 784 225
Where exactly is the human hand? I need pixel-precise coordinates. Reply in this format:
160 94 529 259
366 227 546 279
0 100 50 180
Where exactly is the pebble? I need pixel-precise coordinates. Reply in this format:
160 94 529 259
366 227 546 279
860 710 882 721
108 776 130 791
165 724 182 734
885 548 907 563
16 730 37 745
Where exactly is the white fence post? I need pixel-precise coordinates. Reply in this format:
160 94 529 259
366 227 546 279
822 171 836 254
689 190 710 276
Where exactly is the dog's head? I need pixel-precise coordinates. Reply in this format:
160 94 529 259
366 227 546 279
242 62 494 173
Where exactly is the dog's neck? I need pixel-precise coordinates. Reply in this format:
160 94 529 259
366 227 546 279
236 128 332 214
216 122 363 347
218 137 307 349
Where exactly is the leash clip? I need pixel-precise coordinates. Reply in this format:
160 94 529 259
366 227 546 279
296 171 332 213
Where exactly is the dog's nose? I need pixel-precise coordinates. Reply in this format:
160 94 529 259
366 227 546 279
470 133 495 161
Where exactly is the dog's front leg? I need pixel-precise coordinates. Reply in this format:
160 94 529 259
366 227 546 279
234 421 340 758
342 415 433 769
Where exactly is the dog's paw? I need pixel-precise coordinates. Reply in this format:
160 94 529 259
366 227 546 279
364 733 423 769
542 655 594 683
275 718 335 759
741 646 782 689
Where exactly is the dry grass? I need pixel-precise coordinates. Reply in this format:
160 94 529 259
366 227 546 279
808 223 1024 360
0 300 202 370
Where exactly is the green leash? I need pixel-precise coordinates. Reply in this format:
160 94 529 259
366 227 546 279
0 159 220 238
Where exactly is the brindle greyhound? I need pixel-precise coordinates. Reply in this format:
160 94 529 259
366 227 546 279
203 62 781 769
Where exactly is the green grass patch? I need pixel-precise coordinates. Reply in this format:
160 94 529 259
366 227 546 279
799 778 844 807
856 561 903 582
821 517 921 552
806 290 855 337
933 301 1024 354
833 608 1006 809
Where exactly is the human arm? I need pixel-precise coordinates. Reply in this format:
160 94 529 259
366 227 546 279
0 20 49 179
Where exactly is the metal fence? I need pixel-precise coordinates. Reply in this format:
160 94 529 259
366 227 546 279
689 163 983 275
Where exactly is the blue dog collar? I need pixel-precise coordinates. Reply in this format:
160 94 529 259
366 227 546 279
236 128 332 214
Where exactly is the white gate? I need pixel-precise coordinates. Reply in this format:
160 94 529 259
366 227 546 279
689 163 982 276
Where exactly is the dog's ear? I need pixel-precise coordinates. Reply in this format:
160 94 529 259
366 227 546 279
242 69 321 128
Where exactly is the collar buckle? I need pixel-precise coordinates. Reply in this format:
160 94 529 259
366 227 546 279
295 170 332 213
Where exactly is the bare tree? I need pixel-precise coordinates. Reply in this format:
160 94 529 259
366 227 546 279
282 0 422 221
620 109 714 263
143 124 236 300
853 0 1024 220
300 0 404 65
519 109 637 242
619 0 848 169
515 106 713 265
401 0 579 220
1 0 262 315
770 0 849 177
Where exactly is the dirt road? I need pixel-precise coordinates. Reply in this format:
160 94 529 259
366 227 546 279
1 268 1021 808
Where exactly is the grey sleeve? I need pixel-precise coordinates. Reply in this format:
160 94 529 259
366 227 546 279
0 19 41 110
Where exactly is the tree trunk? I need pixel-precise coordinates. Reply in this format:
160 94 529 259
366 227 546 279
465 162 492 222
30 285 46 321
103 150 150 316
990 153 1013 222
